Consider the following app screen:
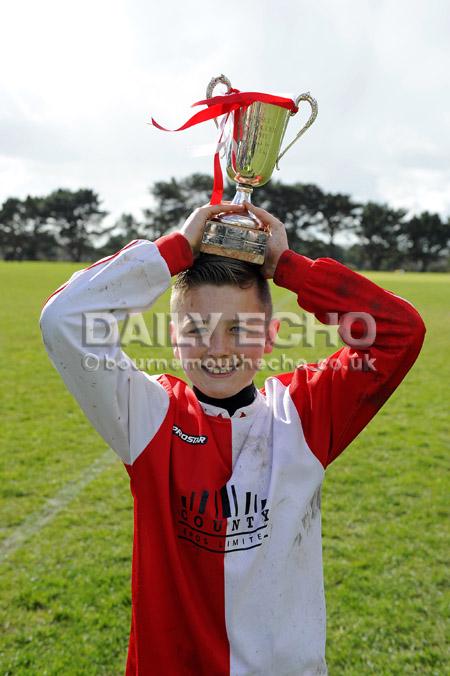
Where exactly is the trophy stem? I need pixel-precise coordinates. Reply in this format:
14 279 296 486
231 185 253 207
224 185 259 228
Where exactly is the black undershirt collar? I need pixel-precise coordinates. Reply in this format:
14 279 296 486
193 383 257 417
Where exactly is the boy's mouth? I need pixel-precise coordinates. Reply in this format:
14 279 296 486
201 357 241 376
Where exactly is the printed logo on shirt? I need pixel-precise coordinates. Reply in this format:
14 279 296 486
172 425 208 445
176 484 272 554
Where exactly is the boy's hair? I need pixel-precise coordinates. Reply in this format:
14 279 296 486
170 254 272 318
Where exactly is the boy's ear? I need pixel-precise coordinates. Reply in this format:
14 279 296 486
264 318 280 354
169 320 180 360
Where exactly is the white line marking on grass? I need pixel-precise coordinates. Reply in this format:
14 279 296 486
0 450 118 563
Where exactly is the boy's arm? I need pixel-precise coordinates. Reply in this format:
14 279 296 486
39 202 246 466
40 234 192 465
273 250 425 467
246 202 426 468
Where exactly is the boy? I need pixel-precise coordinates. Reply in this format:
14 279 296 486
40 201 425 675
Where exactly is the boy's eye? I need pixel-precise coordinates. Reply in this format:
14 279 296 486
230 325 264 335
186 326 208 335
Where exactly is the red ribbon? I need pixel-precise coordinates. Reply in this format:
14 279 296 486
149 89 298 205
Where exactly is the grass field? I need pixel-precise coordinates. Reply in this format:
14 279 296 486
0 260 448 675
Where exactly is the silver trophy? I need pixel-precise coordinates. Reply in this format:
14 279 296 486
200 75 318 264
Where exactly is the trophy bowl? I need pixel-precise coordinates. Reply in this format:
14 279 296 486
200 75 318 264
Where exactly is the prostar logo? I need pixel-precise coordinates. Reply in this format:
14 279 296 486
172 425 208 445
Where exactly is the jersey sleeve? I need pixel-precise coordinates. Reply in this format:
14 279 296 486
39 233 193 465
272 249 426 468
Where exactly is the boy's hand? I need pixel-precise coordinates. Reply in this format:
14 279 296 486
244 202 289 279
180 202 246 257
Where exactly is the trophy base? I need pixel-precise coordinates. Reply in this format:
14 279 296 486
200 219 268 265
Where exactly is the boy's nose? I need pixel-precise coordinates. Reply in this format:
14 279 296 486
207 331 230 356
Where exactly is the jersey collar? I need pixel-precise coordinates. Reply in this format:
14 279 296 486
198 389 266 419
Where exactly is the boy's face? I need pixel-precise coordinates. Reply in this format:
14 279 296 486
171 283 279 399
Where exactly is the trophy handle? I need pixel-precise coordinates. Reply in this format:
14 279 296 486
276 92 318 169
206 74 233 128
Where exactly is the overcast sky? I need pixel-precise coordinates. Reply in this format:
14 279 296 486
1 0 449 225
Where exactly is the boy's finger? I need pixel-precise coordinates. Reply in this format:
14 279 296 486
212 203 245 210
199 203 244 212
203 204 246 216
244 201 280 231
243 201 271 217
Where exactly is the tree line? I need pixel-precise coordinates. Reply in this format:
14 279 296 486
0 174 448 271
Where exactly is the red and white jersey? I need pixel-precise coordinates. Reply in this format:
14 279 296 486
40 233 425 675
